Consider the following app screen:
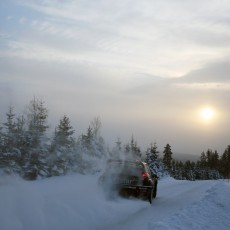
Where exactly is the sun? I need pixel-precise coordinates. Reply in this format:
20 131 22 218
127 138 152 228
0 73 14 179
200 107 215 122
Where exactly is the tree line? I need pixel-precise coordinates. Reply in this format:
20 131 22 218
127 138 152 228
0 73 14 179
146 143 230 180
0 98 107 179
0 98 229 180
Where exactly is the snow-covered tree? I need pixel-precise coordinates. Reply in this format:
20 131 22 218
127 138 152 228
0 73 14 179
77 117 108 174
2 107 17 151
49 115 77 176
0 107 22 174
0 126 3 170
109 138 123 160
0 125 3 152
124 136 141 160
146 142 159 174
26 98 49 147
22 98 50 180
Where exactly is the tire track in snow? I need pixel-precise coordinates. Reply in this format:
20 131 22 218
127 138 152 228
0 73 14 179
99 179 217 230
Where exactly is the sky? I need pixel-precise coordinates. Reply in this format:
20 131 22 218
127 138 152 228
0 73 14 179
0 0 230 156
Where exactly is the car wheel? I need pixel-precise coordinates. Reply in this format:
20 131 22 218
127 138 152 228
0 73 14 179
153 183 157 198
148 188 154 204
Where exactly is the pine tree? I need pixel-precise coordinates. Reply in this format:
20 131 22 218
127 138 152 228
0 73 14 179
14 115 26 147
173 160 184 180
110 138 122 160
1 107 21 174
200 151 207 168
55 115 75 146
220 145 230 177
90 116 102 139
209 150 219 170
76 117 108 174
125 142 131 153
2 107 17 151
49 115 76 176
183 160 196 181
0 126 3 151
26 98 49 147
0 125 5 170
22 98 49 180
171 159 176 178
146 142 159 175
131 136 141 159
196 149 222 180
163 144 173 174
124 136 141 160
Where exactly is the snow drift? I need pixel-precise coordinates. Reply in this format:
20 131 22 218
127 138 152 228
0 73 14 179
0 174 230 230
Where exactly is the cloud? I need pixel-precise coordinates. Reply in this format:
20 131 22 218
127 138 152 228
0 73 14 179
9 0 229 78
19 16 27 24
180 60 230 82
173 82 230 90
171 59 230 90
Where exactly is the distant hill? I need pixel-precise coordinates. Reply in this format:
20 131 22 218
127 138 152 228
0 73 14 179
158 152 200 162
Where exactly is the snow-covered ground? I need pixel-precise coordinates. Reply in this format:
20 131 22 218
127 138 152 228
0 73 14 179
0 174 230 230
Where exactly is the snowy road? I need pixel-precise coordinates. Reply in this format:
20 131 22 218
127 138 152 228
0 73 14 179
106 179 215 230
0 174 230 230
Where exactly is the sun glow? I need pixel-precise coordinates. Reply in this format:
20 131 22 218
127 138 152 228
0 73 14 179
200 107 215 122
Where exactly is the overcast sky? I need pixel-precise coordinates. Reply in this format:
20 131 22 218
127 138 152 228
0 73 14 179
1 0 230 156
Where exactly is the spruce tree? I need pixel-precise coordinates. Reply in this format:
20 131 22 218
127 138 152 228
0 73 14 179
2 106 17 152
146 142 159 175
50 115 76 176
220 145 230 177
0 126 3 169
174 160 184 180
163 144 173 174
76 117 107 174
26 98 49 147
110 138 122 160
23 98 49 180
1 107 21 174
124 136 141 160
183 160 195 181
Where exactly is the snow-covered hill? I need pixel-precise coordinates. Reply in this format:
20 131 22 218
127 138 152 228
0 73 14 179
0 174 230 230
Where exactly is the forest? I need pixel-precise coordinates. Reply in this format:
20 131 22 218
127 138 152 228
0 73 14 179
0 98 230 180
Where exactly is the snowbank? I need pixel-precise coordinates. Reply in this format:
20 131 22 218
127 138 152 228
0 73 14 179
149 180 230 230
0 174 230 230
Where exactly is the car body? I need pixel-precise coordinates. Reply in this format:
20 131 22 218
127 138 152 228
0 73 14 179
99 160 158 204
